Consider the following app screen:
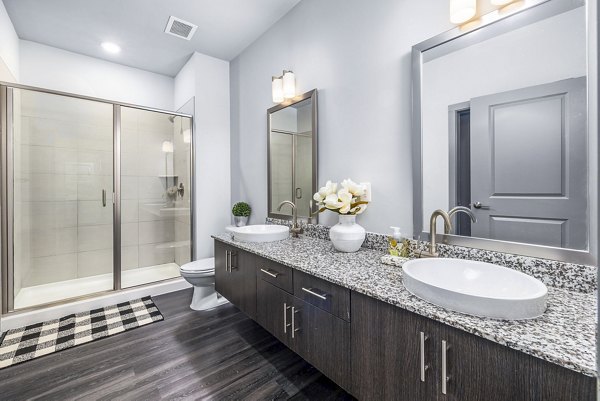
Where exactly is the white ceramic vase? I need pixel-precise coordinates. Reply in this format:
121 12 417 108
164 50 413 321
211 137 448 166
329 214 366 252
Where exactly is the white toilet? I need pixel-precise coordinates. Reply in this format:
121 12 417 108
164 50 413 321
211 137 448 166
179 258 229 311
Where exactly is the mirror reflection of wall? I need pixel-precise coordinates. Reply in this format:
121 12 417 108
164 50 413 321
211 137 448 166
268 92 317 221
420 5 588 251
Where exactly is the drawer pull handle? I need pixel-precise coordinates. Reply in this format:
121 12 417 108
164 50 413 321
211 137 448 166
283 303 291 333
225 250 230 273
260 268 279 278
441 339 450 395
420 331 429 382
301 287 327 300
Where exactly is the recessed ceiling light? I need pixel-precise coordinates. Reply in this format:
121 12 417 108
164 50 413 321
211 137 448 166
101 42 121 54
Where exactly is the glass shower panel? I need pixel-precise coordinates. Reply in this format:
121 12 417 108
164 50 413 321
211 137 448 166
120 107 191 288
11 88 114 310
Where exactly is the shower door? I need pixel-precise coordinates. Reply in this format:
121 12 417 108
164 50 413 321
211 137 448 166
1 84 194 313
3 87 115 310
119 106 192 288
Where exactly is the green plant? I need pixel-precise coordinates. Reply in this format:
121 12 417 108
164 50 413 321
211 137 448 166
232 202 251 217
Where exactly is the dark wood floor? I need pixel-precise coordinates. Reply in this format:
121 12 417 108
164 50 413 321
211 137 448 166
0 289 354 401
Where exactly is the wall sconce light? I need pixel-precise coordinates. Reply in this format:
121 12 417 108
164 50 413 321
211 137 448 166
450 0 476 24
282 70 296 99
272 76 284 103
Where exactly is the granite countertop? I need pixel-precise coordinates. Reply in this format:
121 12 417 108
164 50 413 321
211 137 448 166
212 233 597 377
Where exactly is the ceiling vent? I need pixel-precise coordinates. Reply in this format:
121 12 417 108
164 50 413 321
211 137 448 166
164 16 198 40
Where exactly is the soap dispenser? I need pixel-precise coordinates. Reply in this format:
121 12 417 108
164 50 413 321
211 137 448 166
388 226 403 256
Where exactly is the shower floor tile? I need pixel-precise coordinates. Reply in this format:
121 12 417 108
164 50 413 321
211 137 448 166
14 263 181 310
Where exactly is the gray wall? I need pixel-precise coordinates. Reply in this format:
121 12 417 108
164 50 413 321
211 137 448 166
230 0 452 234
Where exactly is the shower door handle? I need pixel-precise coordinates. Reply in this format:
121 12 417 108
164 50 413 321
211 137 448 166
102 189 107 207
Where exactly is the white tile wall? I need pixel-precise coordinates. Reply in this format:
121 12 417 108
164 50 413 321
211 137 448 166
77 249 113 278
77 224 113 252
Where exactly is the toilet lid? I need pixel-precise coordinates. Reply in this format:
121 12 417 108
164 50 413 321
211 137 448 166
180 258 215 273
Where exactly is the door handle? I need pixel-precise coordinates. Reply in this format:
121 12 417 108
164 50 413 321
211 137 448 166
102 189 107 207
420 332 429 382
441 340 451 395
283 303 291 333
225 250 230 272
471 202 490 210
291 306 300 338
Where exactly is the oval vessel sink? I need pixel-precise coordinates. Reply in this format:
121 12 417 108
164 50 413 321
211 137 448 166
402 258 547 320
226 224 289 243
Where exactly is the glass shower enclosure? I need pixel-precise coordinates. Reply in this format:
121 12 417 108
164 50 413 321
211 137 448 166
0 84 194 312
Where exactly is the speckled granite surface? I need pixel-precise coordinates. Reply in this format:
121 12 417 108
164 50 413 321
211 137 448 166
213 233 597 377
266 218 597 294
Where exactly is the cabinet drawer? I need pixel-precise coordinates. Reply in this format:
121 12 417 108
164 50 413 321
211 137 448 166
294 270 350 321
257 258 293 293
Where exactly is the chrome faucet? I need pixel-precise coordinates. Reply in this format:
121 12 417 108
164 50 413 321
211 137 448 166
418 207 476 258
278 200 303 238
449 206 477 223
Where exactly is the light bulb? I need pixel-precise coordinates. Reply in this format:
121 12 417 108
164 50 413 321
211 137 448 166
272 76 284 103
450 0 476 24
101 42 121 54
282 70 296 99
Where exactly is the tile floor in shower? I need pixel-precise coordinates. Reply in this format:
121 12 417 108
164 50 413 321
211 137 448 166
14 263 181 310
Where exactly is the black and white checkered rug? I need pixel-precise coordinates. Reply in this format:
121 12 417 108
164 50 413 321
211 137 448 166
0 296 163 369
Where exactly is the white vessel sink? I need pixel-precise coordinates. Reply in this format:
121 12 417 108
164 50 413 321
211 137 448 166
402 258 547 320
226 224 289 243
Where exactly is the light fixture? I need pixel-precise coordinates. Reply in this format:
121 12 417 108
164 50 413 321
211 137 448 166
162 140 174 153
101 42 121 54
272 76 284 103
490 0 514 5
182 129 191 144
282 70 296 99
450 0 476 24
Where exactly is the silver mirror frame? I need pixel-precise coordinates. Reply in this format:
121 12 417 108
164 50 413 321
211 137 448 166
267 89 318 222
411 0 598 265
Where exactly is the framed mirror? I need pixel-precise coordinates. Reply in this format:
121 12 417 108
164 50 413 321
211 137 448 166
412 0 597 265
268 89 318 221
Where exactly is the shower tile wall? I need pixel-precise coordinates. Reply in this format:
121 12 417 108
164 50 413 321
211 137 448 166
14 89 113 289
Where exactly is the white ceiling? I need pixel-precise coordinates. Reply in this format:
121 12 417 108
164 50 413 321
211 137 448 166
2 0 301 76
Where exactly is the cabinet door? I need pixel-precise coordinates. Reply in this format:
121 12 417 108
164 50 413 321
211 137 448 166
256 278 294 346
351 292 438 401
441 324 596 401
236 250 257 320
214 241 238 304
292 297 351 392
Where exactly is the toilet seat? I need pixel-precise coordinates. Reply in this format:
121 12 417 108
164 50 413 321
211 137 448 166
180 258 215 275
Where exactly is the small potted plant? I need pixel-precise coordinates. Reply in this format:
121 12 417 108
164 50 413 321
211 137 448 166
232 202 251 227
313 179 370 252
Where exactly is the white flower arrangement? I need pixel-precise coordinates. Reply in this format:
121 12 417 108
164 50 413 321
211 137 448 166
313 179 370 215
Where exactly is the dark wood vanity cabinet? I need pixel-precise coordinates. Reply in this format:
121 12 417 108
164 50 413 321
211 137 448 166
352 292 438 401
255 264 352 391
215 240 595 401
214 241 257 319
352 292 596 401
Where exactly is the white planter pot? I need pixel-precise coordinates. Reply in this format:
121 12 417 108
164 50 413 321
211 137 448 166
329 214 366 253
234 216 249 227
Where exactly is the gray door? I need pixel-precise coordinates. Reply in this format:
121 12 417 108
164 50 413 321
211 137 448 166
470 77 587 249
